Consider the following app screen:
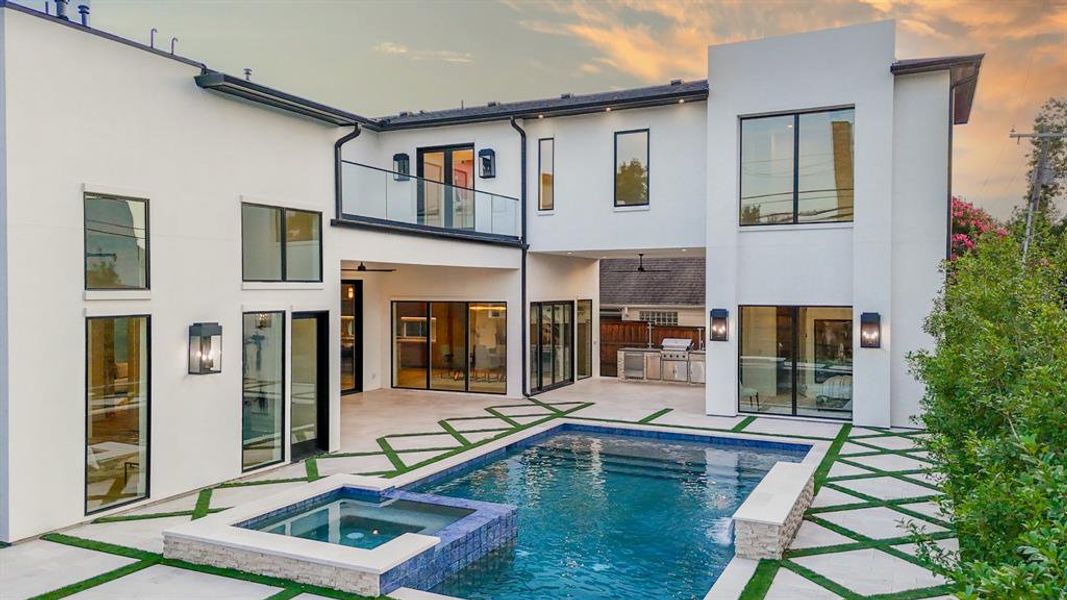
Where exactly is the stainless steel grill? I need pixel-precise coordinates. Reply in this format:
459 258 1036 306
660 338 692 382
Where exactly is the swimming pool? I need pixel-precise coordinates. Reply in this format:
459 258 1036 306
411 427 808 599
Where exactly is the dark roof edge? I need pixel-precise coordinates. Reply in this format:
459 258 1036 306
891 54 983 125
195 71 378 128
1 1 207 71
377 83 709 131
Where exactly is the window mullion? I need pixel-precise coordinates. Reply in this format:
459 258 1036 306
793 114 800 224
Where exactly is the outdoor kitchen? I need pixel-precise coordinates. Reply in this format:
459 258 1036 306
617 337 706 385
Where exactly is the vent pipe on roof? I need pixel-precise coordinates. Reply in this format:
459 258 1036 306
670 79 682 85
560 93 572 99
54 0 69 20
170 37 178 54
487 101 499 107
77 3 90 26
243 68 253 81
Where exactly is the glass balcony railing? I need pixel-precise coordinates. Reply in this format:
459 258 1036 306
339 160 520 240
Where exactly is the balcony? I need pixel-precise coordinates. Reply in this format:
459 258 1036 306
336 161 522 246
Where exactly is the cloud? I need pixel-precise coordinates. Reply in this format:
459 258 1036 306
372 41 473 64
508 0 1067 217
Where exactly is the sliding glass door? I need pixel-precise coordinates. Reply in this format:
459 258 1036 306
576 300 593 379
86 315 149 513
392 301 507 394
530 301 574 393
417 145 475 230
738 305 853 420
242 312 285 470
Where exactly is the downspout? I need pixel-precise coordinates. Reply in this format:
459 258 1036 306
510 117 529 397
334 124 362 219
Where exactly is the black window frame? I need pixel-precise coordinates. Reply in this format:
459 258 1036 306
613 129 650 208
83 193 151 291
84 314 152 515
240 202 323 283
739 106 855 226
538 137 555 212
389 300 509 395
737 304 853 421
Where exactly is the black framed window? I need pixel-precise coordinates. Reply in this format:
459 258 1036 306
86 315 150 513
84 193 149 290
241 203 322 282
738 305 853 420
576 299 593 379
538 138 554 211
614 129 649 207
392 301 507 395
740 108 854 225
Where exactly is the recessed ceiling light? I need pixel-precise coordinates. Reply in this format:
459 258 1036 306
605 107 612 112
678 99 685 104
681 248 687 252
538 114 544 119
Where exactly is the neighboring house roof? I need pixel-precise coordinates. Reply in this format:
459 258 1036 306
600 258 706 307
891 54 984 124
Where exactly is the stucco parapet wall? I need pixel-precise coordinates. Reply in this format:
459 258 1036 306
732 462 816 559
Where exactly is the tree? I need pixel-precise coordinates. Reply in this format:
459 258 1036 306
951 196 1005 259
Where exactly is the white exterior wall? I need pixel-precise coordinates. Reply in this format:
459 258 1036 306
706 22 907 428
524 105 707 253
890 72 950 426
527 253 600 381
0 6 9 543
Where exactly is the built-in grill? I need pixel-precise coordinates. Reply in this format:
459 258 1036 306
617 338 704 385
660 338 692 382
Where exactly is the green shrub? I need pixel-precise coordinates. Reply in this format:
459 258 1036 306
909 231 1067 599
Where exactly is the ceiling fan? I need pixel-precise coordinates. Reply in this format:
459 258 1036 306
608 253 671 273
354 261 396 273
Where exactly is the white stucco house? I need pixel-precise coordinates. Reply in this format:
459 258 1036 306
0 2 981 543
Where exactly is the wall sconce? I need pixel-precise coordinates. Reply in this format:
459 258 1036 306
860 312 881 348
709 309 729 342
392 153 410 181
478 148 496 178
189 322 222 374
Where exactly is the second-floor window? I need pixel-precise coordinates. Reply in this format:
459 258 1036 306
242 203 322 282
740 108 855 225
539 138 554 211
614 129 649 207
84 193 149 290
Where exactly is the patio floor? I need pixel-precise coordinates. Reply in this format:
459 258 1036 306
0 379 952 600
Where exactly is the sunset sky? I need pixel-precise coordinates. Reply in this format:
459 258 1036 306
20 0 1066 218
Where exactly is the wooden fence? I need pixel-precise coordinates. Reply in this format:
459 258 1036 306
600 320 705 377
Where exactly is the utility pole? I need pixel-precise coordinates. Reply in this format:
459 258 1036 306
1010 129 1067 262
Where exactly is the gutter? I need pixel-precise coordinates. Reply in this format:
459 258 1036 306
510 117 530 398
334 125 362 220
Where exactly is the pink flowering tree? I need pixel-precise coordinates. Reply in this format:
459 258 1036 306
951 196 1006 259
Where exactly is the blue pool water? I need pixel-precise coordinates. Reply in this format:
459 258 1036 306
414 430 806 600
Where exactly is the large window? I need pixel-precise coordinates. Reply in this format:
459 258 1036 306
84 194 149 290
740 108 854 225
614 129 649 207
738 305 853 420
392 301 507 394
242 312 285 470
86 315 149 513
538 138 554 211
242 203 322 282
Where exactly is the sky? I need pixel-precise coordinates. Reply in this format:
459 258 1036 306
19 0 1066 218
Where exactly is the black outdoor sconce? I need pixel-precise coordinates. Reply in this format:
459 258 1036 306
860 312 881 348
392 153 410 181
709 309 729 342
189 322 223 374
478 148 496 178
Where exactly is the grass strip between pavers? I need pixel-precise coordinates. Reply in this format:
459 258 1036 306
638 408 673 424
92 510 196 523
438 420 471 446
29 558 160 599
377 437 406 471
737 558 781 600
305 458 320 481
781 559 862 599
264 588 306 600
813 424 852 493
731 415 757 432
191 488 213 520
804 514 950 574
39 533 378 600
